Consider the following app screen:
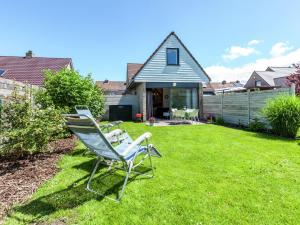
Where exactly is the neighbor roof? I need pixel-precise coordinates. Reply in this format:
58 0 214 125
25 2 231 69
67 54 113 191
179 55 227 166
254 70 291 87
128 31 211 87
127 63 143 82
96 80 127 93
0 56 72 86
266 66 298 74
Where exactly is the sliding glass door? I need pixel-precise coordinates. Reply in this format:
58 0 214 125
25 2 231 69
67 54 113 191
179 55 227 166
170 88 198 109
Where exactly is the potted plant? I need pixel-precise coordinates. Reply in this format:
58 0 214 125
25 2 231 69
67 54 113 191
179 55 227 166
149 117 155 126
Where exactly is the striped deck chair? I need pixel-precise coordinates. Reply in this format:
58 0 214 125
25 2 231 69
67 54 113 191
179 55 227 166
75 105 122 133
63 114 162 202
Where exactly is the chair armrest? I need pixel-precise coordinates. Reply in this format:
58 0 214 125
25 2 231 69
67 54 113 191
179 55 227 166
104 129 123 139
121 132 152 157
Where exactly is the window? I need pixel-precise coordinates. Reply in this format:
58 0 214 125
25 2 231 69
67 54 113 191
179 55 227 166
255 80 262 87
166 48 179 65
170 88 198 109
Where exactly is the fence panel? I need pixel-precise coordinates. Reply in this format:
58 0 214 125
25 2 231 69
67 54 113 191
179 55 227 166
203 87 293 126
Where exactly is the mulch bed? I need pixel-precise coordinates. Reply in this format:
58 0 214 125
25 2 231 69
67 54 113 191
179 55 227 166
0 136 76 221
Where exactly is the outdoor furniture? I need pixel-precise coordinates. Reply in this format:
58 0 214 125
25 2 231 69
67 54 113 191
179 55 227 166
186 109 199 121
172 109 186 120
75 105 122 133
63 114 162 202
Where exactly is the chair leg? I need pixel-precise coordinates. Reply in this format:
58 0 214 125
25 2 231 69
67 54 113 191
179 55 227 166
117 162 133 201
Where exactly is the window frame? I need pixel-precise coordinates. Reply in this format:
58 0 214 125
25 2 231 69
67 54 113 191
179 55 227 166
166 48 179 66
255 80 262 87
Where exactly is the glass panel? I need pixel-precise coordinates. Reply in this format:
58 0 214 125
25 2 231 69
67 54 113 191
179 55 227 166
167 48 178 65
170 88 198 109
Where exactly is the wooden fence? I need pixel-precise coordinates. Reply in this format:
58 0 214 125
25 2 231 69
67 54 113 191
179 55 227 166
203 87 295 126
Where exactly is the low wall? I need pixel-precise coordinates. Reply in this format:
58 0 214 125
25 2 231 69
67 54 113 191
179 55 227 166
203 87 295 126
102 94 139 120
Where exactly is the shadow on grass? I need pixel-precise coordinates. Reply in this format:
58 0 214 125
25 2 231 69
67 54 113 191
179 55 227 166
7 159 152 224
249 132 300 143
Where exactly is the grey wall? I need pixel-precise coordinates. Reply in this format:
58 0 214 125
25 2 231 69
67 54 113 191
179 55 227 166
102 94 139 120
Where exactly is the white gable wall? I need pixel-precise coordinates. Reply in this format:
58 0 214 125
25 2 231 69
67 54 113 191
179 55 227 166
134 34 209 83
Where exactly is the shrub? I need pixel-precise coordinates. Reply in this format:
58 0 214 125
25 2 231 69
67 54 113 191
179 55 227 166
0 88 68 157
215 117 225 125
35 68 105 117
263 95 300 138
248 118 266 132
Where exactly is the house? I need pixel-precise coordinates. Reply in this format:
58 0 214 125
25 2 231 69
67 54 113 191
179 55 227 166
0 51 73 86
244 66 297 89
97 32 211 121
203 81 245 95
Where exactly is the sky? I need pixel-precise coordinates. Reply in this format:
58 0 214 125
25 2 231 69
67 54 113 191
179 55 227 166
0 0 299 83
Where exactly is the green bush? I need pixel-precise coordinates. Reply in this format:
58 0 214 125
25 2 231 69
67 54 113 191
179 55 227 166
248 118 266 132
263 95 300 138
215 117 225 125
35 68 105 117
0 89 68 157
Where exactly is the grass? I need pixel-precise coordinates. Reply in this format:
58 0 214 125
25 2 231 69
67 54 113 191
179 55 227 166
4 123 300 225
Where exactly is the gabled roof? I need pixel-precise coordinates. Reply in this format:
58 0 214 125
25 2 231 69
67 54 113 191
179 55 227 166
266 66 297 74
254 70 293 87
128 31 211 86
96 80 126 93
0 55 72 86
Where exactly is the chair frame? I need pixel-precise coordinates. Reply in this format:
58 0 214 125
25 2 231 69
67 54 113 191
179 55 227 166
63 114 155 202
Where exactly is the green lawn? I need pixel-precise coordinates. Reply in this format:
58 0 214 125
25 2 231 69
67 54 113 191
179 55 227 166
4 123 300 225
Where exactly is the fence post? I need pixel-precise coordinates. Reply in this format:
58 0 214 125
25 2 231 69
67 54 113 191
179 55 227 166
290 83 296 96
221 91 224 119
247 90 251 125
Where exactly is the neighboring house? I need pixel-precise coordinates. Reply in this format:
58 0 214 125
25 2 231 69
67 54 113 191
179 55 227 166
98 31 211 121
96 80 127 95
244 66 297 89
0 50 73 86
203 81 245 95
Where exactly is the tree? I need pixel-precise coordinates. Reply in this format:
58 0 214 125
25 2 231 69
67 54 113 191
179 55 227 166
35 68 105 117
286 64 300 95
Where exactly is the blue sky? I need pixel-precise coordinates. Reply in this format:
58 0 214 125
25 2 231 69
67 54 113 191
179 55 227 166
1 0 299 82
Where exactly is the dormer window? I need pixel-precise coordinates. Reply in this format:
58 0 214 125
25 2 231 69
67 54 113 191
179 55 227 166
166 48 179 65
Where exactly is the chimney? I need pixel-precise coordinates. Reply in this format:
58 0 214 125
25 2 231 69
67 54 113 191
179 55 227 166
104 79 109 84
25 50 33 58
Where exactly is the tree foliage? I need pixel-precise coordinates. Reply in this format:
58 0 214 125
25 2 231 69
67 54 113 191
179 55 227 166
286 64 300 95
35 68 105 117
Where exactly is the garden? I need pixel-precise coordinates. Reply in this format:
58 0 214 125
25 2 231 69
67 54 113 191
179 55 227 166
1 68 300 224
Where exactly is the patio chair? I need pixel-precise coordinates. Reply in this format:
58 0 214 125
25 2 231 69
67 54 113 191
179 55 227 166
187 109 199 121
75 105 122 133
63 114 162 202
172 109 186 120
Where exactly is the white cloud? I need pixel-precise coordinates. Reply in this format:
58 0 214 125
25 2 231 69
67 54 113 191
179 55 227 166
270 42 294 57
248 40 261 46
222 46 257 61
206 48 300 82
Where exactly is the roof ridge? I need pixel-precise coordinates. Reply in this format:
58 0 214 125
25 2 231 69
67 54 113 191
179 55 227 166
0 55 72 60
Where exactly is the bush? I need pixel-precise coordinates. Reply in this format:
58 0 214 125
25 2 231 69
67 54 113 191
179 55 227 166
248 118 265 132
35 68 105 117
215 117 225 125
0 88 68 157
263 95 300 138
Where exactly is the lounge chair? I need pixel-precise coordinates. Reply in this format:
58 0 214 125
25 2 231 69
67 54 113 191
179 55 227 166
187 109 199 121
75 105 122 133
63 114 162 202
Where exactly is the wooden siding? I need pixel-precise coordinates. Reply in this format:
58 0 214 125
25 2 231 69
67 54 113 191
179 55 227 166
102 94 139 120
203 88 294 126
134 34 209 83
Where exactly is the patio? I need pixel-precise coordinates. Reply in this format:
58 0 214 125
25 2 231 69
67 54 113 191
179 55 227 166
4 123 300 225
